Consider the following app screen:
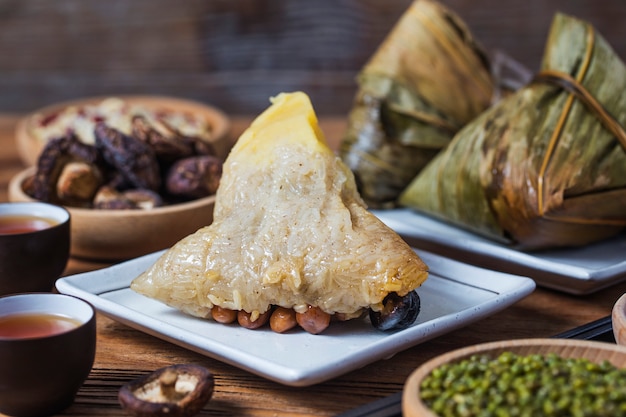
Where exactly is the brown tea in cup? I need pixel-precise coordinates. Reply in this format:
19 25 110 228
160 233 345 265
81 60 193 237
0 312 81 339
0 214 58 235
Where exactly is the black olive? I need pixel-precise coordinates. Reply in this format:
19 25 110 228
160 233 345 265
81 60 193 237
369 291 421 331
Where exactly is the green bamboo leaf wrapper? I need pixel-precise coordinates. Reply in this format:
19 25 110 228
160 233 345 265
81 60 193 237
340 0 494 208
400 13 626 250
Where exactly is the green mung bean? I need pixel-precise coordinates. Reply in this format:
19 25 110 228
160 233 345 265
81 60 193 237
419 351 626 417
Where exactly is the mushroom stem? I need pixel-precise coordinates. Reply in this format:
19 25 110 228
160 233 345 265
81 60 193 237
159 369 179 399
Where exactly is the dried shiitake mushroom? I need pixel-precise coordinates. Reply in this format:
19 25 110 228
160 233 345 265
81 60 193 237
25 111 223 210
166 155 223 199
132 115 195 164
94 122 161 192
56 161 103 204
118 364 214 417
28 134 102 205
92 186 164 210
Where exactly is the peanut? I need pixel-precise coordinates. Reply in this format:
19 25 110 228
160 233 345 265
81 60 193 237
237 309 271 329
296 306 330 334
211 306 237 324
269 307 298 333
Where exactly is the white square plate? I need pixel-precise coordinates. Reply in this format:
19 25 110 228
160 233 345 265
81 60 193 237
56 249 535 386
373 208 626 295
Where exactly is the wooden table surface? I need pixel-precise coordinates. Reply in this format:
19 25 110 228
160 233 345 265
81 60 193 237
1 113 625 417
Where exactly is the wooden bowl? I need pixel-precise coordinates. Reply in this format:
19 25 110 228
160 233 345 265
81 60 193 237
613 293 626 346
402 338 626 417
8 167 215 261
15 95 231 166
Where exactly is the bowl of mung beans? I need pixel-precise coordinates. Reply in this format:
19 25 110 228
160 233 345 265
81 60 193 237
402 338 626 417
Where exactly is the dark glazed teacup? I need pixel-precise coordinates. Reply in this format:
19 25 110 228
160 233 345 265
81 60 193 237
0 202 70 295
0 293 96 416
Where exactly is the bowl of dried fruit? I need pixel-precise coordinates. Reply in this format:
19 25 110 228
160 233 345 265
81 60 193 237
402 338 626 417
9 96 230 261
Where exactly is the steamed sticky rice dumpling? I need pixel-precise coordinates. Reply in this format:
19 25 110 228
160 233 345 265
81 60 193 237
340 0 495 208
132 92 428 334
400 13 626 250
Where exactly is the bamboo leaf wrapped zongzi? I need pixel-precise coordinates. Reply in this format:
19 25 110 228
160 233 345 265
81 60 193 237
340 0 495 208
399 13 626 250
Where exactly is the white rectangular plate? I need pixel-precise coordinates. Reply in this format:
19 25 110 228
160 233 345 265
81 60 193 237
373 208 626 295
56 250 535 386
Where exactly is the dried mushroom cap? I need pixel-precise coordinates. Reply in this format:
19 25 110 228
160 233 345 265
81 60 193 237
92 186 163 210
93 186 136 210
124 189 164 210
132 114 217 165
29 134 101 204
132 115 195 164
118 364 214 417
94 122 161 191
166 155 223 199
56 161 103 205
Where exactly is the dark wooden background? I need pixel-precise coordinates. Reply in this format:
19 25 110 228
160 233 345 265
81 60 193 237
1 0 625 115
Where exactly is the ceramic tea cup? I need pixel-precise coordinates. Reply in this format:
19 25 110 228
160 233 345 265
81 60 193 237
0 202 70 295
0 293 96 417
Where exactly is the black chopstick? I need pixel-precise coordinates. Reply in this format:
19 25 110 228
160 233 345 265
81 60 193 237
552 315 615 342
335 392 402 417
335 315 614 417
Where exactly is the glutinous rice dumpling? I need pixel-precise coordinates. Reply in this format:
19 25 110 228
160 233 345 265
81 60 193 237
400 13 626 250
132 92 429 334
340 0 496 208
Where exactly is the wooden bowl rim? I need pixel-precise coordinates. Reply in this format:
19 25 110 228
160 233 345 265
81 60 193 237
15 94 231 166
8 166 216 219
402 337 626 417
612 292 626 346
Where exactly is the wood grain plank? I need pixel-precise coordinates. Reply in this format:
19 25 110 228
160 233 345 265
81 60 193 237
2 0 625 114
